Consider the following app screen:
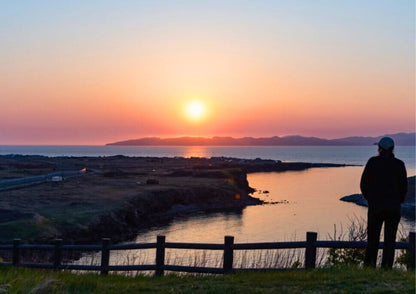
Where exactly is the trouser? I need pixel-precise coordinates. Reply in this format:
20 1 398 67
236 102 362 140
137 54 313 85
364 205 401 268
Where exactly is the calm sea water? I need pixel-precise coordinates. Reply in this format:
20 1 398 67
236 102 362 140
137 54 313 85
0 145 415 172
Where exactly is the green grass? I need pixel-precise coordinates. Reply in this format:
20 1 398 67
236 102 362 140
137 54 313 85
0 218 55 243
0 266 414 293
0 201 125 243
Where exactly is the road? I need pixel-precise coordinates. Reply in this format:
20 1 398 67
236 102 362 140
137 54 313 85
0 169 88 191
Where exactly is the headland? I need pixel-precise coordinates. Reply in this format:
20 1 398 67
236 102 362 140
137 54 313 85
0 155 348 244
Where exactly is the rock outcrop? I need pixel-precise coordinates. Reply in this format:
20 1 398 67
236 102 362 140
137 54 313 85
61 170 261 244
340 176 415 221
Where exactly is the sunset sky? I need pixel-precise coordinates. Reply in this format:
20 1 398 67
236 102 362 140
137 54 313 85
1 1 415 145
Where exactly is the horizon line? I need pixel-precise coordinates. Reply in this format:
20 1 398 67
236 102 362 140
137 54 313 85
1 132 415 146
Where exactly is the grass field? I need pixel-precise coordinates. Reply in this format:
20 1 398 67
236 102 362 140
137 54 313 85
0 156 254 243
0 266 414 293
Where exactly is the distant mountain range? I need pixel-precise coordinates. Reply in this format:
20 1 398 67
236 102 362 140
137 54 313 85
107 132 415 146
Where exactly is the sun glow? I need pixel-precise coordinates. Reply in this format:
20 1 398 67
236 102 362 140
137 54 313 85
185 100 206 121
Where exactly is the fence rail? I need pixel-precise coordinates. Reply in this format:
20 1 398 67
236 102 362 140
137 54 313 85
0 231 414 275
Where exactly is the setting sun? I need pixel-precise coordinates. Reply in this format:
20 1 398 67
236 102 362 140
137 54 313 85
185 100 206 121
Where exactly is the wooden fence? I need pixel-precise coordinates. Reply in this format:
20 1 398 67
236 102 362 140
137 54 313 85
0 232 414 275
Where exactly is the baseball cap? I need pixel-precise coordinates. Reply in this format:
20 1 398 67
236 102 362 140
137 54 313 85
378 137 394 150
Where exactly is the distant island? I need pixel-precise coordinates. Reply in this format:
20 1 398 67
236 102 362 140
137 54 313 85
107 132 415 146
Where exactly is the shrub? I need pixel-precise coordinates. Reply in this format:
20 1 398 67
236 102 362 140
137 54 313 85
395 227 413 270
326 216 367 266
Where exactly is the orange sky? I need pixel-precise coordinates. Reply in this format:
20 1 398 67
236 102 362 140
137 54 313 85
0 1 414 144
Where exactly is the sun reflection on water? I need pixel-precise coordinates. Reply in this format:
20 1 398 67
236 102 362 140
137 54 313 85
183 146 208 158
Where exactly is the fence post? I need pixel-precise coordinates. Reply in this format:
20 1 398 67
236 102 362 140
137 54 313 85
53 239 63 271
12 239 20 267
223 236 234 274
408 232 415 269
155 235 165 276
100 238 110 275
305 232 317 269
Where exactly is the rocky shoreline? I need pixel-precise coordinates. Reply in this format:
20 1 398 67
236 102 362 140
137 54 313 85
340 176 416 221
0 155 349 244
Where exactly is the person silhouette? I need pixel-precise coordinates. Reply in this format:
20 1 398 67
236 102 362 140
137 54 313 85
360 137 408 268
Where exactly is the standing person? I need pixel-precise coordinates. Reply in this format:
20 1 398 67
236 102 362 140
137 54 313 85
360 137 408 268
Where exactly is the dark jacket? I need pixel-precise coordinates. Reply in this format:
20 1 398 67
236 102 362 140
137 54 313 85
360 152 407 208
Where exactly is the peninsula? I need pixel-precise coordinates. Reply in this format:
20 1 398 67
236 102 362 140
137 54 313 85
0 155 346 244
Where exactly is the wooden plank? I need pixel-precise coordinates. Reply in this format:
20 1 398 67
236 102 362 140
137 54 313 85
12 239 20 266
54 239 63 271
395 241 409 250
19 244 54 250
316 241 408 249
316 241 367 249
305 232 317 269
165 242 224 250
107 265 156 271
109 243 156 250
100 238 110 275
155 235 165 276
223 236 234 274
61 245 101 250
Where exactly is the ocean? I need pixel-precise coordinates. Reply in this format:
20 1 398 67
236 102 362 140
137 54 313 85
0 145 415 172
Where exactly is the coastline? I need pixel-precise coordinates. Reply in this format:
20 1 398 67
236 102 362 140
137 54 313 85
0 155 349 244
340 176 416 221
